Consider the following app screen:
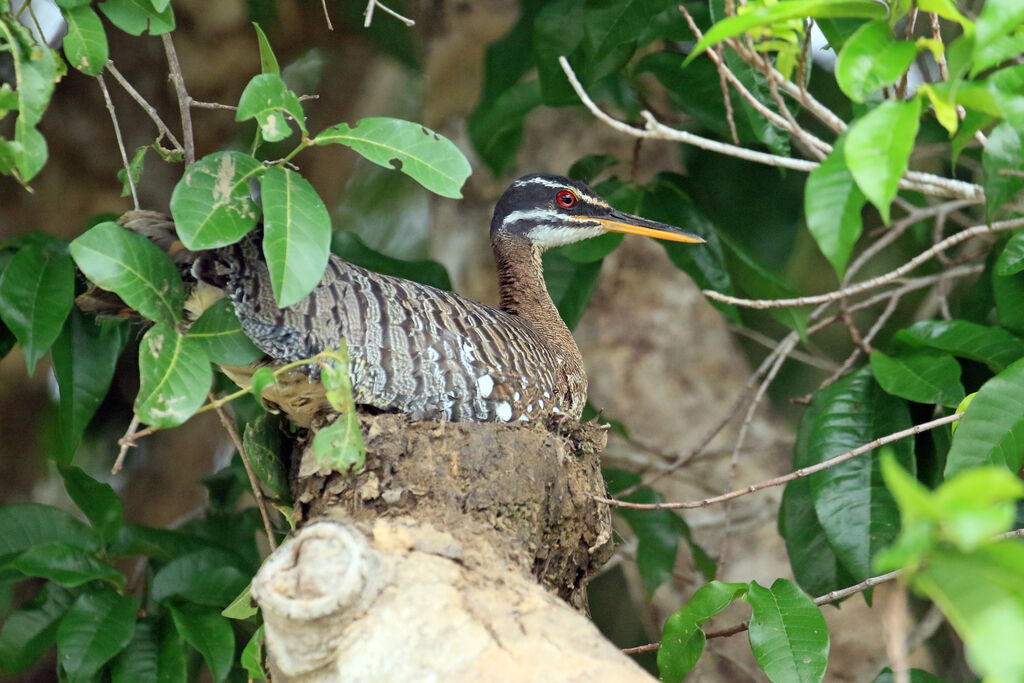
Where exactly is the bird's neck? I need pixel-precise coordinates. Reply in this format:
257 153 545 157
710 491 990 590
492 234 582 364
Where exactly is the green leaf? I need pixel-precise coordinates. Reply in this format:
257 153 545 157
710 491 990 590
796 368 913 582
61 5 109 75
109 524 215 561
973 0 1024 69
468 79 542 176
151 548 250 607
56 590 138 680
117 145 147 198
236 73 305 141
250 367 277 401
0 583 74 674
240 625 266 680
747 579 829 683
657 580 748 682
0 503 99 557
110 616 159 683
311 410 365 473
314 117 471 199
934 466 1024 550
869 350 964 407
996 231 1024 276
605 470 715 593
169 151 263 250
260 166 332 307
222 583 257 620
252 22 279 75
534 0 585 106
332 231 452 291
13 541 125 589
835 21 918 103
871 669 948 683
913 543 1024 682
945 356 1024 477
188 298 263 365
155 615 187 683
0 243 74 374
167 604 234 683
846 98 921 223
135 323 212 429
99 0 175 35
13 120 48 183
70 220 185 326
60 466 123 544
993 268 1024 336
779 477 855 598
685 0 887 65
982 121 1024 218
243 415 290 502
804 134 866 279
719 231 808 337
542 252 602 330
893 319 1024 373
52 313 127 463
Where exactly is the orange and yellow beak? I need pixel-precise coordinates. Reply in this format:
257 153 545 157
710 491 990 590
590 209 705 244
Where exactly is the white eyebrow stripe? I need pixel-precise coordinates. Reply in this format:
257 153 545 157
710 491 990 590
512 176 568 190
502 208 562 227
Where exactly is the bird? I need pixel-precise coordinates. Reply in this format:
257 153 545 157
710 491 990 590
105 174 704 426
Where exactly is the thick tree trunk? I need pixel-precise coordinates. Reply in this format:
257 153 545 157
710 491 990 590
251 414 652 681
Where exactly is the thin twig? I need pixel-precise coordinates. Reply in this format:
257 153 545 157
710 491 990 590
112 414 142 474
321 0 334 30
96 72 139 209
210 395 278 551
363 0 415 27
597 413 962 510
705 218 1024 309
105 62 184 153
162 33 195 165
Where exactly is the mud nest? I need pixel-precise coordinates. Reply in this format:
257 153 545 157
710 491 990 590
291 413 615 607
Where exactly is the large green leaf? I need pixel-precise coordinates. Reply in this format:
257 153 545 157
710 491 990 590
60 466 124 545
99 0 175 35
993 268 1024 336
982 121 1024 219
314 117 471 199
151 548 250 607
846 98 921 223
0 583 74 674
188 298 263 365
52 312 127 463
169 151 263 250
61 5 109 76
747 579 829 683
469 80 542 176
719 231 809 337
835 21 918 103
235 73 305 142
70 221 185 327
533 0 586 105
973 0 1024 71
869 350 964 408
686 0 887 64
893 319 1024 373
167 604 234 683
0 503 99 557
110 617 159 683
996 231 1024 276
13 541 125 589
135 323 212 429
243 415 290 502
804 134 865 279
945 357 1024 477
658 580 748 682
779 477 855 598
0 17 58 183
56 590 138 680
261 165 332 307
0 243 74 374
796 368 913 582
580 0 675 78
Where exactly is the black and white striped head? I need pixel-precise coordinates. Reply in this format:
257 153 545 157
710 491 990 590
490 174 704 249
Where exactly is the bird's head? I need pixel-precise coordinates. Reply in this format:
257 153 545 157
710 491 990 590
490 174 705 249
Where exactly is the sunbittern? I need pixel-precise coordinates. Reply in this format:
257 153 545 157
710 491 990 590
113 174 704 425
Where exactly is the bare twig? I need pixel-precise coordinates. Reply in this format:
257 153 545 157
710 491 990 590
105 62 184 153
705 218 1024 309
321 0 334 30
112 415 142 474
96 72 139 209
161 33 195 165
363 0 415 27
597 413 962 510
883 583 910 683
210 395 278 551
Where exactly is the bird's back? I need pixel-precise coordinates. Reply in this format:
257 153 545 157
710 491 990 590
198 232 585 423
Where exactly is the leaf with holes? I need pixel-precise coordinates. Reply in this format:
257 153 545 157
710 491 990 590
56 590 138 680
61 5 108 75
747 579 829 683
846 98 921 223
169 151 263 250
71 221 185 326
135 323 212 428
236 73 305 141
261 166 332 307
315 117 471 199
0 243 74 374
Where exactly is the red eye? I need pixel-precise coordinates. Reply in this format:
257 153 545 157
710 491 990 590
556 190 577 208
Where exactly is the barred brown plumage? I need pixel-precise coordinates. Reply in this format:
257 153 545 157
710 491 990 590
112 174 704 426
